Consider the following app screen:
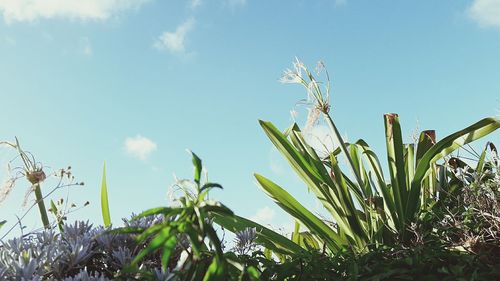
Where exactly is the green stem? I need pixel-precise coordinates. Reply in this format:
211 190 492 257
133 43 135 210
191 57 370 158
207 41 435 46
323 113 364 189
33 183 50 229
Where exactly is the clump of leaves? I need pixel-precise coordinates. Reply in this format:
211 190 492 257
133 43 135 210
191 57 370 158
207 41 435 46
112 152 260 280
245 58 500 256
421 142 500 264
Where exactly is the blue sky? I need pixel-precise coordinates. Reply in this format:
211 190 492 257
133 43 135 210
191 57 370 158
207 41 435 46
0 0 499 238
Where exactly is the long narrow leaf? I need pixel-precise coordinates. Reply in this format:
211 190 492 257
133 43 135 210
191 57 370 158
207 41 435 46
407 117 500 221
161 235 178 271
132 227 172 265
384 113 408 227
100 162 111 227
255 173 344 252
259 120 346 234
191 151 202 186
133 206 184 220
212 213 302 255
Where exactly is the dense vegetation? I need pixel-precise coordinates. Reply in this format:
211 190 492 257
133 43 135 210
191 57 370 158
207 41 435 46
1 60 499 280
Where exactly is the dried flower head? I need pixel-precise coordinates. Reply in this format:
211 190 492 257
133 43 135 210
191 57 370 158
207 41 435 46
280 58 332 132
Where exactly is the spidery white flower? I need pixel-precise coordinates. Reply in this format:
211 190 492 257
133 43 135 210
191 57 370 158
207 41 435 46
279 57 305 84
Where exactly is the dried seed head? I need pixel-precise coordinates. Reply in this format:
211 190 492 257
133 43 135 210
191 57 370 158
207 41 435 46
26 170 46 185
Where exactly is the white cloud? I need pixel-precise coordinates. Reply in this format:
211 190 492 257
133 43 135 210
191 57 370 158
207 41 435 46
154 17 195 54
190 0 202 9
227 0 247 6
0 0 150 24
335 0 347 7
269 147 285 176
1 35 15 46
79 37 92 56
303 125 345 157
468 0 500 28
124 135 157 161
250 206 275 225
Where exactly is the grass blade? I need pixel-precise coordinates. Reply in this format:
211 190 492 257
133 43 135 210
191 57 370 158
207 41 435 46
101 162 111 227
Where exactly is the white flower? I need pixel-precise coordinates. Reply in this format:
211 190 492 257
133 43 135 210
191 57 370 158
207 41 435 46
279 57 305 84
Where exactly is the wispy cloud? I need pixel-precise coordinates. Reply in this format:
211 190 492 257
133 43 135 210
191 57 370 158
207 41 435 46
250 206 275 225
79 37 92 56
190 0 203 10
335 0 347 7
124 135 157 161
0 0 150 24
1 35 16 46
468 0 500 29
269 147 286 176
154 17 195 54
226 0 247 7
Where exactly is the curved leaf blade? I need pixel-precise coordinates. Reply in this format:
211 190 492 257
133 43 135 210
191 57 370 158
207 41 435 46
255 173 344 252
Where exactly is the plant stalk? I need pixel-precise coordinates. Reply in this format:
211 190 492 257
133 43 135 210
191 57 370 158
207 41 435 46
33 183 50 229
323 112 364 189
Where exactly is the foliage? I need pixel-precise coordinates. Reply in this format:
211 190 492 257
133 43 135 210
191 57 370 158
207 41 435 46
420 142 500 263
251 59 500 254
0 219 169 280
112 151 260 281
1 60 499 280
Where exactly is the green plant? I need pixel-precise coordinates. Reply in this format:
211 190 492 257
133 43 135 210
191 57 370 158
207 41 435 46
113 152 261 280
420 142 500 261
101 161 112 227
0 138 50 228
249 59 500 253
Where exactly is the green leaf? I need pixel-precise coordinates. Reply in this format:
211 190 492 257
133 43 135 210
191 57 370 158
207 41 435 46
132 226 172 265
49 200 58 215
161 235 178 271
205 224 224 256
136 223 166 244
199 201 234 216
477 142 496 173
191 151 202 186
203 257 226 281
407 117 500 221
133 206 184 220
255 173 344 252
356 139 399 233
212 213 302 256
404 144 415 194
415 130 436 167
246 266 261 279
200 182 223 193
0 220 6 230
100 162 111 227
384 113 408 226
107 226 144 235
259 120 346 235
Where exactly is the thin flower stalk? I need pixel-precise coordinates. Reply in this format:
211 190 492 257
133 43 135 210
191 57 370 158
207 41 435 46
0 138 50 229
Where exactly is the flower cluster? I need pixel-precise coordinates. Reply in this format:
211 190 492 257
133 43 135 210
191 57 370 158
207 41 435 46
0 217 174 281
